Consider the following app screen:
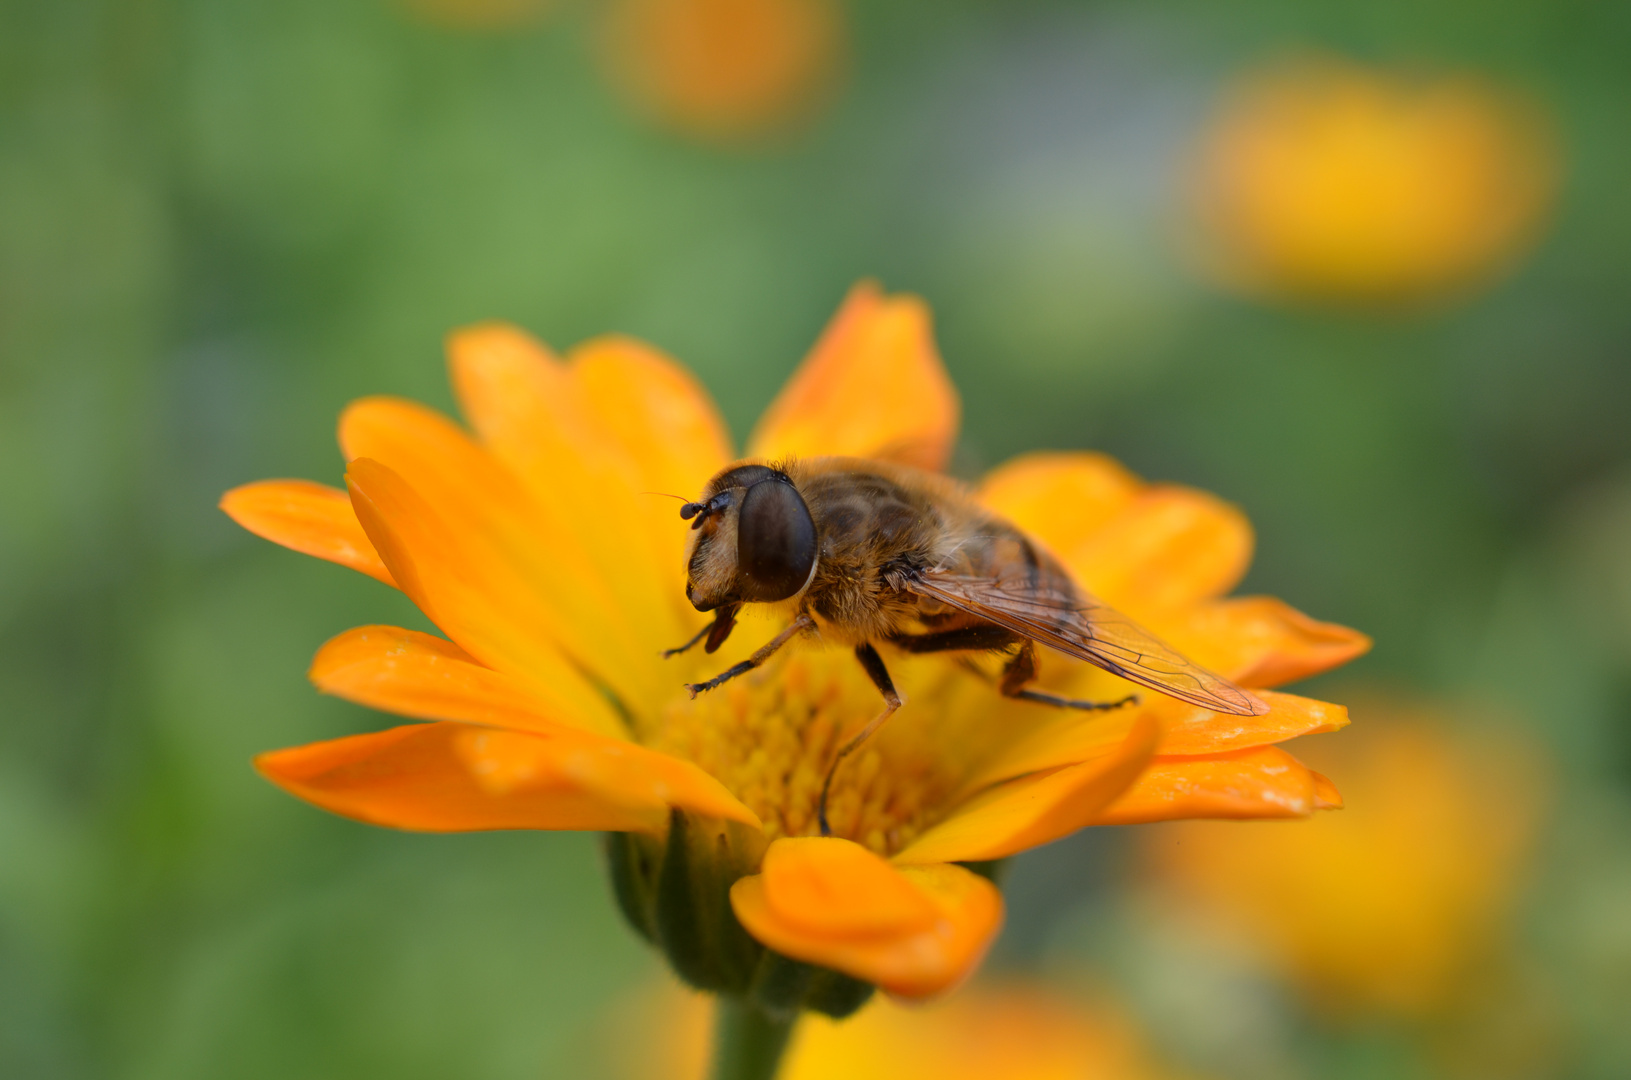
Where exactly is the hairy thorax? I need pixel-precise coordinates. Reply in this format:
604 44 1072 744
787 458 1063 643
792 462 947 641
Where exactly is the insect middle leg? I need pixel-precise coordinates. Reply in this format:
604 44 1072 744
1001 640 1137 712
818 643 903 838
684 612 813 697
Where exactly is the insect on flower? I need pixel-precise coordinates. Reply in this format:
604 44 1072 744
220 280 1370 1017
670 458 1269 833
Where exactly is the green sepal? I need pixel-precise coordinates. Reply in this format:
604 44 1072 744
745 951 812 1022
602 831 659 944
749 951 874 1021
803 967 875 1019
653 810 766 994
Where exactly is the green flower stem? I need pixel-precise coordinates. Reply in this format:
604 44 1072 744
709 998 798 1080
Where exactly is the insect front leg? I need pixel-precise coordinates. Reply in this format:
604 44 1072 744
1001 640 1138 712
660 623 712 659
662 603 741 658
684 611 813 697
818 643 904 837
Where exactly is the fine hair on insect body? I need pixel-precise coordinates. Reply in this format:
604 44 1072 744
666 456 1269 836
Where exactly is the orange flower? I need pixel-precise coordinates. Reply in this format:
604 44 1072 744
597 0 843 141
221 281 1367 1008
1143 701 1545 1018
1185 55 1558 305
619 978 1188 1080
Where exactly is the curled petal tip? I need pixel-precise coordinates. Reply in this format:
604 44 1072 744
219 478 396 587
1312 770 1344 810
730 842 1003 999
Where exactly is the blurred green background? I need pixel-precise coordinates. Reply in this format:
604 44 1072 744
3 0 1629 1077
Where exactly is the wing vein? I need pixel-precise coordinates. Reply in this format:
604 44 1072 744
905 571 1267 716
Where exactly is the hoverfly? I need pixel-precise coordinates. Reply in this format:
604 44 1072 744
666 457 1268 834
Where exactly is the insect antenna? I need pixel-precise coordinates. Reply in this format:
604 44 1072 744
642 491 710 521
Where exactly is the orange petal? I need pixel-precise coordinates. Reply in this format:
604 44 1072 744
339 396 505 527
570 334 737 626
1157 689 1350 756
965 689 1348 791
447 324 702 646
1312 769 1344 810
569 334 735 501
257 721 759 833
1151 596 1372 687
976 452 1143 559
894 715 1160 865
220 479 395 586
730 839 1002 999
341 387 673 714
340 396 660 700
345 457 629 739
1061 485 1253 614
309 625 574 735
442 323 570 466
759 837 941 938
1091 745 1338 825
747 281 960 471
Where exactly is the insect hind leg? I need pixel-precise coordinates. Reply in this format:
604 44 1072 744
1001 641 1137 712
889 624 1020 654
888 624 1019 686
818 643 903 838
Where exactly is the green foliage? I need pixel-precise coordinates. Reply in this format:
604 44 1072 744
2 1 1629 1077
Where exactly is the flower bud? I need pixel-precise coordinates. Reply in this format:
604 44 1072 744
605 811 874 1018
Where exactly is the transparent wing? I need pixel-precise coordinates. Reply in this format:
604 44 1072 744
907 570 1269 717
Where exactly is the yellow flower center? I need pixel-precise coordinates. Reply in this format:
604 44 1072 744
638 649 961 855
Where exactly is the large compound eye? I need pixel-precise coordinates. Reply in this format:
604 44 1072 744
709 463 779 493
736 479 817 602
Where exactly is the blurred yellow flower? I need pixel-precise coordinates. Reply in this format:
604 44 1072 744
597 0 844 141
623 979 1188 1080
1144 701 1546 1018
1185 56 1559 305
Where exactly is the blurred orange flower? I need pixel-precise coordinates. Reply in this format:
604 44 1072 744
221 281 1365 1003
1144 702 1546 1018
1185 55 1558 305
623 979 1189 1080
597 0 843 141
